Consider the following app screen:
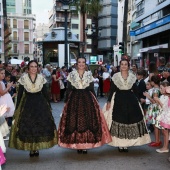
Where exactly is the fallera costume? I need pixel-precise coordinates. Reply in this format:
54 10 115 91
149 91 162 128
103 72 151 147
58 70 111 149
8 74 57 151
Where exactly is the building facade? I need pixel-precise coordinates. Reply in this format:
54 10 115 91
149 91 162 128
98 0 118 62
130 0 170 67
5 0 35 61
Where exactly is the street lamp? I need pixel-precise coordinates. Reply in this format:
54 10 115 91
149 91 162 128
57 0 75 68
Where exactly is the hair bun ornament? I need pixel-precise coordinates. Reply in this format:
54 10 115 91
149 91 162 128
165 86 170 94
121 55 130 61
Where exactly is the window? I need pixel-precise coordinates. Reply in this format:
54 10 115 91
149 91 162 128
24 44 29 54
13 31 18 40
71 14 78 19
24 20 29 29
13 19 17 28
7 19 10 27
72 24 79 29
136 1 144 18
13 44 17 53
24 32 29 41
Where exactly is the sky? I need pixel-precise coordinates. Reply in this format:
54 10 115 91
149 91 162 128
32 0 53 25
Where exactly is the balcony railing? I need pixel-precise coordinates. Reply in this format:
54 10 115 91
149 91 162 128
136 8 144 18
24 26 29 29
8 50 19 56
25 50 29 54
12 37 19 41
4 28 12 38
24 37 29 41
4 36 12 44
55 17 71 22
5 44 12 52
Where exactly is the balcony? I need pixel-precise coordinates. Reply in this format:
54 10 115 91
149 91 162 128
8 50 19 56
4 28 12 38
12 37 19 42
25 50 29 54
136 8 144 18
4 36 12 44
13 25 17 28
24 37 29 41
55 17 71 22
24 26 29 29
5 44 12 52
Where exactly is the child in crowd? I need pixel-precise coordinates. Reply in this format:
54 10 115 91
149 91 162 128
0 104 8 153
144 75 161 147
136 69 146 109
153 82 169 153
158 86 170 162
0 68 15 132
93 73 99 97
2 74 16 128
141 80 153 115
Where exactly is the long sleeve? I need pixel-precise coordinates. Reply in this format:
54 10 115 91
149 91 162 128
16 84 24 110
64 81 72 103
132 83 140 100
88 82 96 98
41 84 51 109
107 80 117 102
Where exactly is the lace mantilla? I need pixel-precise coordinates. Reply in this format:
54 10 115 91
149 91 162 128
67 70 93 89
112 72 136 90
110 120 148 139
18 74 47 93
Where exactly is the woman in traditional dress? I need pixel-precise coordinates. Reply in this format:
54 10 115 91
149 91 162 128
8 60 57 157
105 59 151 152
58 57 111 154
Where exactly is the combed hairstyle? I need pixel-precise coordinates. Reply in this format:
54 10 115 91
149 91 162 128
27 60 38 70
150 75 160 85
76 57 86 64
137 69 145 76
160 81 169 87
119 58 130 67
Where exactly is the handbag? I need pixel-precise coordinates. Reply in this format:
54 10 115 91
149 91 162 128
59 80 65 89
0 147 6 165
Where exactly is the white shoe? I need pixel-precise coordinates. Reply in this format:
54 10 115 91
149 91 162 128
156 149 169 153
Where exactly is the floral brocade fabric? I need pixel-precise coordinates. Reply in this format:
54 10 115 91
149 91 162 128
59 89 102 144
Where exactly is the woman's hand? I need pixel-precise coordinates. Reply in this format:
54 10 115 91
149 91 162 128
106 102 111 111
143 92 149 98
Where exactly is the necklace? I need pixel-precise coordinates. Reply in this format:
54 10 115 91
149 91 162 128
28 74 37 88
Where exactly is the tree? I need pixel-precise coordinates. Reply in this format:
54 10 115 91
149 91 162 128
72 0 103 57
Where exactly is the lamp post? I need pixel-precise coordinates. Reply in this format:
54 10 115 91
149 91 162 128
57 0 75 68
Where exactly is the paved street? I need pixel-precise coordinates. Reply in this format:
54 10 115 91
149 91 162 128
3 98 170 170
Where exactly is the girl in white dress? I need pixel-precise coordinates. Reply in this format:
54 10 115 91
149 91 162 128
153 82 169 153
0 68 15 118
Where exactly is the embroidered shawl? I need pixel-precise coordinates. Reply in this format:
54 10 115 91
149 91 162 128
112 72 136 90
18 74 47 93
67 70 93 89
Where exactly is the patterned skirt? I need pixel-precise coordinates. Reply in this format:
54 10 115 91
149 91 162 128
58 89 111 149
103 90 151 147
8 92 57 151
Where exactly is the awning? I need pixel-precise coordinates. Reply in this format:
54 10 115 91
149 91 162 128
139 43 168 53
